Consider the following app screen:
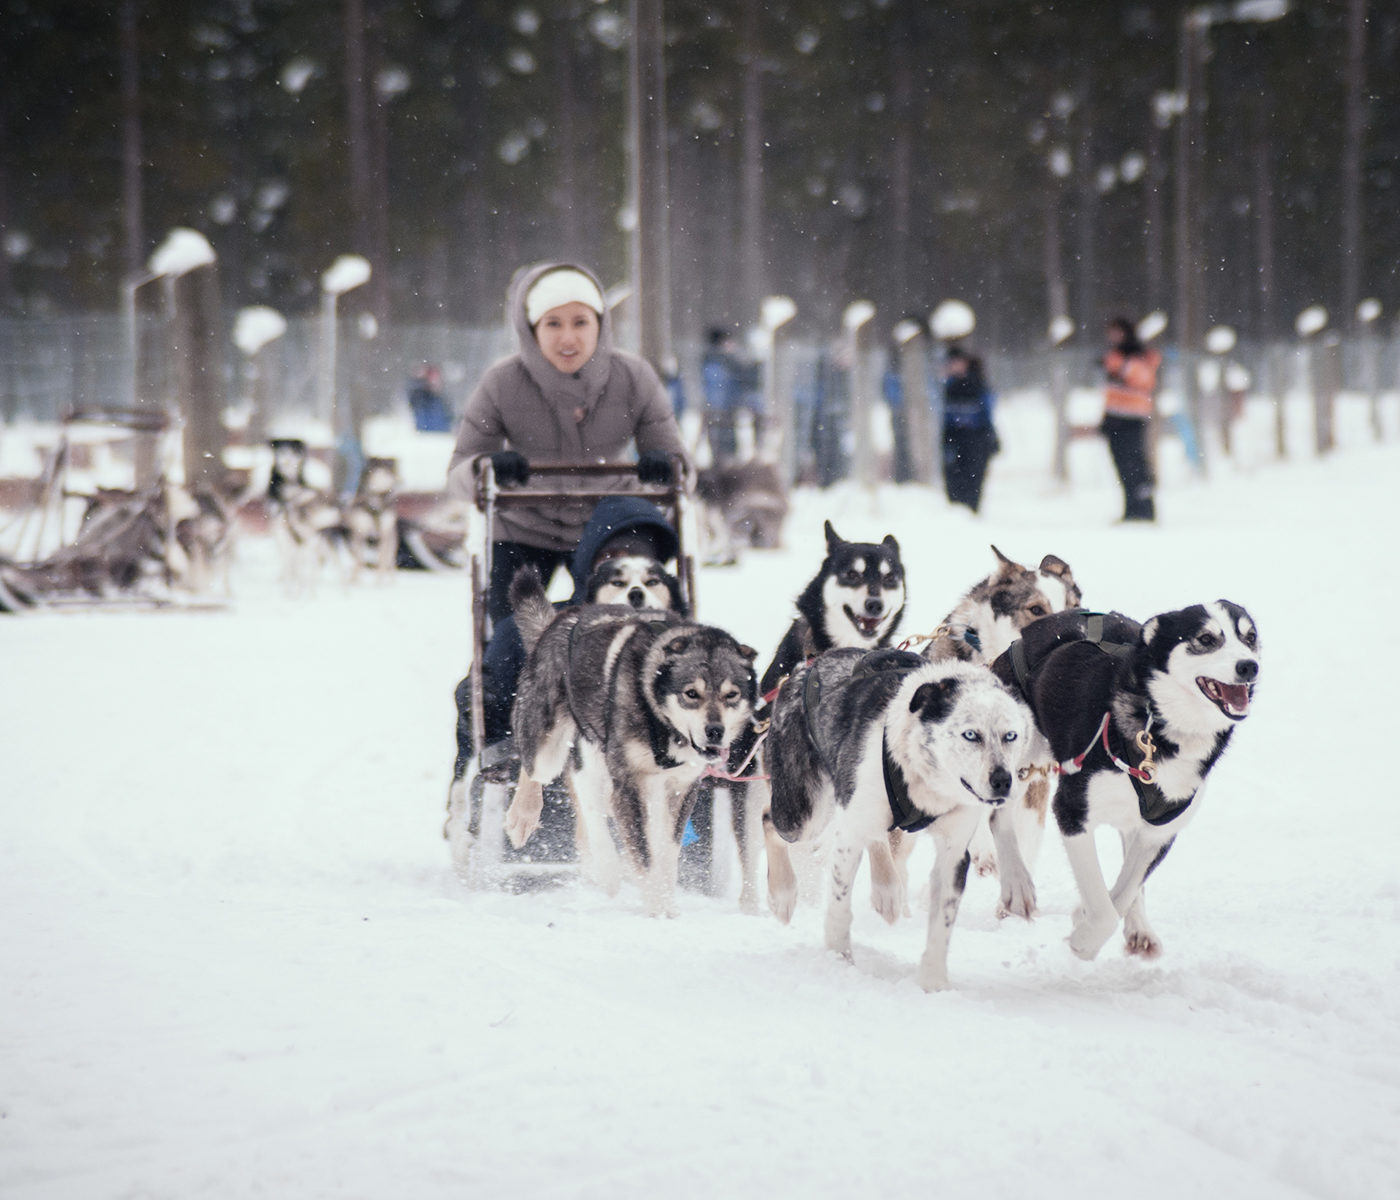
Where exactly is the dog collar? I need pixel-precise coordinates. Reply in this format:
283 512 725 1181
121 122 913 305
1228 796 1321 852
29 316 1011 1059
882 732 935 833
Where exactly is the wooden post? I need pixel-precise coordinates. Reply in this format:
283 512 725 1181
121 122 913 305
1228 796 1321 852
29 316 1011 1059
170 263 226 494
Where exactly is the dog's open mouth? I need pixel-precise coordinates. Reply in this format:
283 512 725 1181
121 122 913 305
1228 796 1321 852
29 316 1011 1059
961 778 1005 807
690 737 727 761
1197 676 1252 720
844 606 884 639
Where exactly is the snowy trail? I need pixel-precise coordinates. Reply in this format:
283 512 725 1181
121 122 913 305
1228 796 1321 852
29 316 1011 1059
4 403 1400 1199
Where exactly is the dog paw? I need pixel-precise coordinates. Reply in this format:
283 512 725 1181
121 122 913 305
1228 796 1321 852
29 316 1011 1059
502 777 544 848
996 886 1037 921
823 917 853 960
768 885 798 925
916 961 951 992
1068 914 1116 961
971 849 999 877
869 878 906 926
1124 928 1163 959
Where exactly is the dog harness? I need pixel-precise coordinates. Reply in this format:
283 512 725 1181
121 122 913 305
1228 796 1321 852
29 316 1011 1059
1007 612 1195 827
801 651 935 834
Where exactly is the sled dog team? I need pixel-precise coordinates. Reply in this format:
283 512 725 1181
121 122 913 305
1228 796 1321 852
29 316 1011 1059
493 521 1262 992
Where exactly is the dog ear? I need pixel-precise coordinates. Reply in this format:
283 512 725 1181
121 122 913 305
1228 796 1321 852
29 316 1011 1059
737 644 759 662
1039 553 1072 580
1141 616 1160 644
664 636 691 655
991 544 1015 567
824 520 841 552
911 677 960 722
882 533 900 556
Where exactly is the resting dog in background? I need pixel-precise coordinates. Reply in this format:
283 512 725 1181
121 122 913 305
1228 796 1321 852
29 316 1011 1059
992 601 1261 960
341 456 399 582
901 544 1083 914
764 648 1033 991
695 460 790 564
266 438 343 595
504 567 757 916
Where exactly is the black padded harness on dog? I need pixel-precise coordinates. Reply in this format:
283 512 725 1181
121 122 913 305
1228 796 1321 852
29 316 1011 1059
802 650 935 834
1005 612 1194 827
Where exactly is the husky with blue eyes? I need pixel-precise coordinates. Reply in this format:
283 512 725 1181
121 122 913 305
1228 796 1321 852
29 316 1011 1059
991 601 1262 962
762 647 1033 992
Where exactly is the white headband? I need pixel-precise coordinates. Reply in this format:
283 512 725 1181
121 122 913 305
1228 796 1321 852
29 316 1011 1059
525 269 605 326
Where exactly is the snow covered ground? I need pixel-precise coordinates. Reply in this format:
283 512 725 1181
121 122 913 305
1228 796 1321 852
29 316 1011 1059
4 391 1399 1199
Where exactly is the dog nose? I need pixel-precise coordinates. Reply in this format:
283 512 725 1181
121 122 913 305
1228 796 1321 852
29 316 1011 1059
704 723 725 745
988 766 1012 798
628 588 645 607
863 597 884 616
1235 660 1258 682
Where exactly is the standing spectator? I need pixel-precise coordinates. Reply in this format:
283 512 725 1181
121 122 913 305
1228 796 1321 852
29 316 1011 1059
811 342 851 488
407 364 452 432
701 327 743 467
1099 316 1162 522
941 346 999 513
660 353 686 420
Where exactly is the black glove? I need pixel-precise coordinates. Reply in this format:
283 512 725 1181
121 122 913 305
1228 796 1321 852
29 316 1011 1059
490 451 530 486
636 451 674 486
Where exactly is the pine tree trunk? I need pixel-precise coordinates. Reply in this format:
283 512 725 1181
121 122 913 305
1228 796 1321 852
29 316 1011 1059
1339 0 1368 331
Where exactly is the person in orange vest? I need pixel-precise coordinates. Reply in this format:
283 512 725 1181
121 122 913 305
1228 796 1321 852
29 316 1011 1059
1100 316 1162 522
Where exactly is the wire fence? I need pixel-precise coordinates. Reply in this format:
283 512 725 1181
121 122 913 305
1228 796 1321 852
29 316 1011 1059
1 313 1396 475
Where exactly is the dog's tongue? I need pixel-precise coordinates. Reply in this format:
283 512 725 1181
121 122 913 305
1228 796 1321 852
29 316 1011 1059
1218 682 1251 716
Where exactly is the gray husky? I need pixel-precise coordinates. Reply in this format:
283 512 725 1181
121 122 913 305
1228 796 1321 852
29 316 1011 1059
504 567 758 916
764 648 1033 991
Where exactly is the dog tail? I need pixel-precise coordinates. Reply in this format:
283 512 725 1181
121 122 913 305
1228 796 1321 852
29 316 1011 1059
509 565 555 654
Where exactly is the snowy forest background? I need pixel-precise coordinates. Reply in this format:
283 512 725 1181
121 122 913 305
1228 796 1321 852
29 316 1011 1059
2 0 1396 350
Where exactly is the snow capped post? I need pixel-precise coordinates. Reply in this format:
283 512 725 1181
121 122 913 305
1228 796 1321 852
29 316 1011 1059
1203 324 1238 458
1048 313 1076 484
319 255 372 494
1294 304 1334 457
233 306 288 450
759 295 797 486
893 316 934 487
1356 299 1383 442
842 300 877 493
149 228 223 493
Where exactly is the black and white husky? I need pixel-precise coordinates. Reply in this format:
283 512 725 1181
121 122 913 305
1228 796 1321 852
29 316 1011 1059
503 567 757 916
715 521 907 912
764 648 1034 991
762 521 906 693
991 601 1261 961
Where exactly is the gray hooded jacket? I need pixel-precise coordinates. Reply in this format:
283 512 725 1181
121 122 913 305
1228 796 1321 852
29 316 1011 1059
446 261 688 551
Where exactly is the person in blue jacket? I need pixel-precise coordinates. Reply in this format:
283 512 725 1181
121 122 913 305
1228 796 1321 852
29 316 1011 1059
941 346 999 513
449 494 680 786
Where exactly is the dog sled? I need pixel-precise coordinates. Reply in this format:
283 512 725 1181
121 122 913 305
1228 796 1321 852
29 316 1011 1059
0 408 235 614
449 456 701 890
